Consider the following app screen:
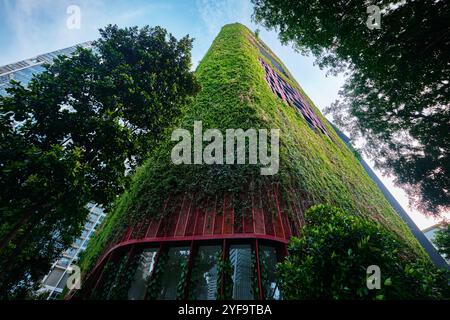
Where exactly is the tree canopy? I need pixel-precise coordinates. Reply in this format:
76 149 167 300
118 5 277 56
434 225 450 259
252 0 450 215
0 25 200 298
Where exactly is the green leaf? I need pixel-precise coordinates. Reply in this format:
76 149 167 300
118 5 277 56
384 278 392 286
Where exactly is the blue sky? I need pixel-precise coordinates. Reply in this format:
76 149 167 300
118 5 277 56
0 0 345 111
0 0 445 228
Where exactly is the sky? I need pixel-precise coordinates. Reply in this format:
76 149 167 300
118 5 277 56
0 0 446 229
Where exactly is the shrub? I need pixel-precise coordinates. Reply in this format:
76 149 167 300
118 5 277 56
277 204 449 300
435 225 450 258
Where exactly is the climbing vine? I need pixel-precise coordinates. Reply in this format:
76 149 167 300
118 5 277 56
111 253 140 300
79 23 429 285
259 247 280 300
251 250 259 299
216 250 234 300
90 259 116 299
145 251 168 300
176 258 189 300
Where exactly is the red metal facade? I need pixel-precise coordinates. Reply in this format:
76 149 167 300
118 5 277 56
70 182 312 301
85 184 306 282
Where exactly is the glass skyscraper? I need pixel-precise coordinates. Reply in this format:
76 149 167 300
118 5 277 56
41 203 107 299
0 42 92 95
0 42 107 300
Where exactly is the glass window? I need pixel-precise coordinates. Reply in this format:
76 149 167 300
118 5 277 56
65 247 77 258
229 244 254 300
128 248 158 300
58 257 70 268
92 207 104 215
158 247 190 300
56 273 69 289
43 268 65 287
86 203 95 210
189 245 221 300
259 245 280 300
88 213 98 222
85 221 94 230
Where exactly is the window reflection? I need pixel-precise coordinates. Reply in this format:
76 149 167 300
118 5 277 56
229 244 254 300
189 245 220 300
74 238 83 247
158 247 190 300
259 245 280 300
128 248 158 300
58 257 70 267
91 240 285 300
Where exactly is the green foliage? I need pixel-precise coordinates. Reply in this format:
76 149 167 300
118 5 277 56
216 252 234 300
277 204 450 300
187 248 220 300
0 24 199 298
90 253 140 300
251 250 259 299
259 247 279 300
186 255 203 300
145 252 168 300
105 255 129 300
80 23 428 282
434 225 450 258
90 259 116 299
109 254 140 300
252 0 450 215
177 259 189 300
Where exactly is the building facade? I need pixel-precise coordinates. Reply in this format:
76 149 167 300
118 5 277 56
72 24 441 300
41 203 106 299
422 223 449 265
0 42 92 95
0 42 108 300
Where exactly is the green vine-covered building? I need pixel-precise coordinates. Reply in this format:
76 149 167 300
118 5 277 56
73 23 434 300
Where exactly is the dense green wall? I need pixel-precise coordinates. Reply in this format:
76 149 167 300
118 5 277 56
79 23 428 276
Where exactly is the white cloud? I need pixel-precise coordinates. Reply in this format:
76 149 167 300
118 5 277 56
1 0 95 65
196 0 255 35
0 0 173 66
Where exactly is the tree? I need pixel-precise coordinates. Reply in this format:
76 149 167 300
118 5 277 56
434 225 450 258
252 0 450 215
0 25 200 298
277 205 449 300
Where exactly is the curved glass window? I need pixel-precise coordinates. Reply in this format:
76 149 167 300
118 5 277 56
229 244 254 300
157 247 190 300
259 245 280 300
128 248 158 300
83 239 285 300
189 245 221 300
